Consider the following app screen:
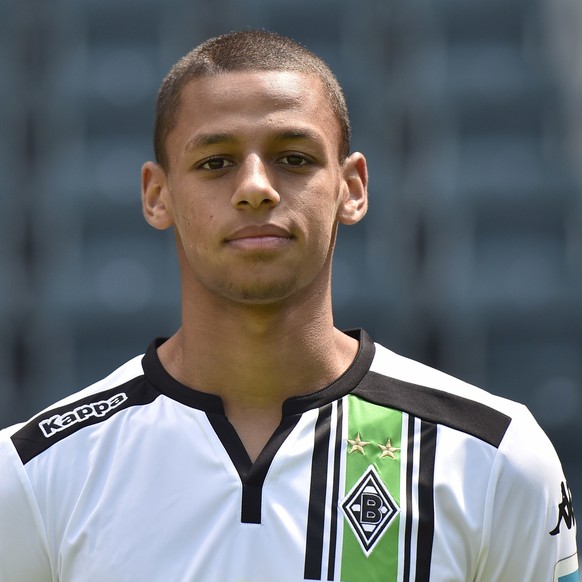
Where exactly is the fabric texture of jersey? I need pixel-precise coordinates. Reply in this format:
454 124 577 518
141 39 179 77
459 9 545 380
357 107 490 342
0 330 578 581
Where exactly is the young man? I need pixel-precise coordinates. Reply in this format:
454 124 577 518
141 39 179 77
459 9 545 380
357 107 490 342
0 30 578 582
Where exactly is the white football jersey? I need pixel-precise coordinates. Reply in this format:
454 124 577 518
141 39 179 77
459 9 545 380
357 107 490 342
0 330 578 581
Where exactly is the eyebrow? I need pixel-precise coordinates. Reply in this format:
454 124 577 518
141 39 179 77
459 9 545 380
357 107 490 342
271 129 324 145
183 128 325 153
184 133 238 152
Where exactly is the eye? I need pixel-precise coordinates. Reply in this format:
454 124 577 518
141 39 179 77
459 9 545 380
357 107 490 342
199 157 235 171
279 154 310 167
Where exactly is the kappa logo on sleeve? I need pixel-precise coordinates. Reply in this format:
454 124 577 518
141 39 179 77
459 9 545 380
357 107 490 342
550 481 576 536
39 393 129 437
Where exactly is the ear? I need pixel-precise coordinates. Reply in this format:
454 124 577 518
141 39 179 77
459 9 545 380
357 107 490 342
337 152 368 225
141 161 173 230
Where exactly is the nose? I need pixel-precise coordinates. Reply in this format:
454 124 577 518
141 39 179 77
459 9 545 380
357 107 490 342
231 154 280 210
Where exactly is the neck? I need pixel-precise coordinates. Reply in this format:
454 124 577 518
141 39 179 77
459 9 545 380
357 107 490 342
157 272 359 462
159 289 357 409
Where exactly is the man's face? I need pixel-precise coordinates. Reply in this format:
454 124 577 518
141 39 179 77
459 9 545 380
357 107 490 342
144 70 367 306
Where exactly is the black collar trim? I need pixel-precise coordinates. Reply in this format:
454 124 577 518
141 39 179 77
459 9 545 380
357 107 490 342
142 329 375 417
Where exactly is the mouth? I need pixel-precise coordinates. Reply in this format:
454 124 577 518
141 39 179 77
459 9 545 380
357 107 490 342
224 224 294 251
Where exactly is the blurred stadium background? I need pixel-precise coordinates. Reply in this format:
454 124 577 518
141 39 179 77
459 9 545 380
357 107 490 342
1 0 581 547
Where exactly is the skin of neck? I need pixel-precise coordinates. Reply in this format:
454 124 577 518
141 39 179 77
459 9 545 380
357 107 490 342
158 245 358 416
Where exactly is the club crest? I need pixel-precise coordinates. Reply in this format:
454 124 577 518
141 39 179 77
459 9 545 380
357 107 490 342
341 465 399 556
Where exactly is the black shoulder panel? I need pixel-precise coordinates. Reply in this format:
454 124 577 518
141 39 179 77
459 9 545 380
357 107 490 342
353 371 512 448
11 376 160 465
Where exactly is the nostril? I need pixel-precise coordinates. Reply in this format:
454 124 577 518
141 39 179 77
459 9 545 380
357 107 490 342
232 188 280 210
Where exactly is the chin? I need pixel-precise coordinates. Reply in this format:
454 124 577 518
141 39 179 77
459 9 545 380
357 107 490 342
217 278 300 304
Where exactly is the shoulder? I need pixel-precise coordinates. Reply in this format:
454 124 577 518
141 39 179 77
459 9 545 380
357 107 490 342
365 342 578 575
369 341 524 415
361 339 568 482
2 352 153 466
359 341 528 448
361 341 572 500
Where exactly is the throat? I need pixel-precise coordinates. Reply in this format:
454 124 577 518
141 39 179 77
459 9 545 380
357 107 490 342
158 326 360 461
226 405 282 463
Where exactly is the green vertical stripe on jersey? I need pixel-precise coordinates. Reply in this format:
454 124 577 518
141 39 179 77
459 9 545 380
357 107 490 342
341 395 403 582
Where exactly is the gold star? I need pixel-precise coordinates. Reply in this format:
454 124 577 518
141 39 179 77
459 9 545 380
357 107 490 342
347 432 370 455
378 438 400 460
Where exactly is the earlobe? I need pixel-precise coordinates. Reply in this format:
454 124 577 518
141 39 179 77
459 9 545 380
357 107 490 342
337 152 368 225
141 161 173 230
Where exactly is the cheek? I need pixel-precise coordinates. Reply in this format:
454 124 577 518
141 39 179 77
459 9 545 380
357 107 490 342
299 182 342 227
173 193 218 232
294 199 340 253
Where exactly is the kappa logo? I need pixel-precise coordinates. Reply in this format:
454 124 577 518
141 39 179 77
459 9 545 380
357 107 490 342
39 393 128 438
342 465 399 556
550 481 576 536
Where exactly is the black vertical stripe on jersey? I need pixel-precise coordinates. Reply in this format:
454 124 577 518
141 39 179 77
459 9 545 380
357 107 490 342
326 399 343 581
402 414 415 582
304 403 333 581
241 483 262 524
415 420 437 582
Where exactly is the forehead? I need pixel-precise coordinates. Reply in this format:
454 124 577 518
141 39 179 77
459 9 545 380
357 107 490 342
169 70 339 148
189 69 318 104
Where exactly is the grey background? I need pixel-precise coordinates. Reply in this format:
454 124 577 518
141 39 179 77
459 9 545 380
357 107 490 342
1 0 581 549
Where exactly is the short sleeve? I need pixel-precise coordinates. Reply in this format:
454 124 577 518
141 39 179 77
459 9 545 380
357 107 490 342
477 405 579 582
0 428 53 582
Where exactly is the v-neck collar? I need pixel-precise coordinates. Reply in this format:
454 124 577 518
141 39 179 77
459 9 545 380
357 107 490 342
141 328 375 416
141 329 375 524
